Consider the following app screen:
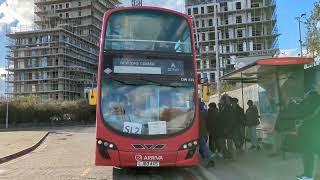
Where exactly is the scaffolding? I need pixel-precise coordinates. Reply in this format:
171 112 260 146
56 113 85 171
5 0 120 102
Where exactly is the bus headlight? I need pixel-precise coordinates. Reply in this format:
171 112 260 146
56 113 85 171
96 138 118 160
179 140 198 150
179 140 198 160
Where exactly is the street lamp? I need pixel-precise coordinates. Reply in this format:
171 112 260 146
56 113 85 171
214 3 221 99
295 13 306 57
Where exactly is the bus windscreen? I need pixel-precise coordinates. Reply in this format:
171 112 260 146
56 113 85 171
105 10 192 53
101 81 195 136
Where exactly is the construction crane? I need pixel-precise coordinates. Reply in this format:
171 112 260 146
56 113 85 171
132 0 142 6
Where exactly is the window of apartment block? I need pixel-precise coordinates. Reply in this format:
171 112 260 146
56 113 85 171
66 3 69 8
51 5 54 10
236 16 242 23
225 31 229 39
201 20 205 27
225 19 229 25
197 61 200 68
59 4 62 9
66 13 69 18
188 8 191 15
252 16 261 22
251 2 260 8
202 33 206 41
78 11 82 16
78 1 81 6
208 19 213 26
253 43 262 50
210 73 215 80
19 72 25 81
201 7 205 14
237 29 243 38
226 45 230 52
252 28 262 36
236 2 242 10
209 32 215 40
55 5 58 9
196 21 199 27
207 6 214 13
238 43 244 52
222 2 228 11
59 13 62 17
193 7 198 15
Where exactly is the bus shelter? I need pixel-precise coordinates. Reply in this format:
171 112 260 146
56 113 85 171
220 57 314 143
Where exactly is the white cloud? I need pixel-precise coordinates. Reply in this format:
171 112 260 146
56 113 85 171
277 48 313 58
0 67 6 80
277 49 300 57
0 0 34 31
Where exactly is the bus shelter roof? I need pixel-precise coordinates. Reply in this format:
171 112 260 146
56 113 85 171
221 57 314 83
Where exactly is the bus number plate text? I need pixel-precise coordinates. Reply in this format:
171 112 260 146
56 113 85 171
137 161 160 167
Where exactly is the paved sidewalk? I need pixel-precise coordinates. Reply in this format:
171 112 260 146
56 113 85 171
198 150 304 180
0 131 48 158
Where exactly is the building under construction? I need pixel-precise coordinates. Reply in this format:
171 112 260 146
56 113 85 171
186 0 279 83
6 0 120 101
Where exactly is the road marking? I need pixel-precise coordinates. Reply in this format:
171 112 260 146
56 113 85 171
81 167 92 177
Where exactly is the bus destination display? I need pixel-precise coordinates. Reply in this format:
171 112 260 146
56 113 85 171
113 58 184 76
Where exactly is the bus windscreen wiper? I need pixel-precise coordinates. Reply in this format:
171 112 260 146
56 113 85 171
104 75 140 86
138 78 178 88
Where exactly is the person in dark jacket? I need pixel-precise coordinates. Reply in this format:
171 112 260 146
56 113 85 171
245 100 260 150
199 100 215 167
296 90 320 180
230 98 246 152
219 95 235 159
207 102 219 153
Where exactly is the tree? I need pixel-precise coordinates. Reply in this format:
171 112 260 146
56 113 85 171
305 1 320 58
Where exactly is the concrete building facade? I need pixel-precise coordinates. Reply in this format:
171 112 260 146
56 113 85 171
6 0 120 101
186 0 279 83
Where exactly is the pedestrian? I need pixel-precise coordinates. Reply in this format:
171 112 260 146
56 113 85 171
207 102 219 153
296 90 320 180
199 100 215 167
245 100 260 150
219 95 235 160
230 98 246 153
269 99 297 157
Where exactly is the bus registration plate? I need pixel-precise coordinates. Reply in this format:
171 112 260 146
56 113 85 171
137 161 160 167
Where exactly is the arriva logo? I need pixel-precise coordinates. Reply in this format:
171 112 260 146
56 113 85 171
135 155 163 161
143 155 163 161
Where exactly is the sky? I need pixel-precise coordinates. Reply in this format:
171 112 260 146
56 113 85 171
0 0 318 67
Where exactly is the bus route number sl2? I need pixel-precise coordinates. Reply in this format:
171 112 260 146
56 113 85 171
123 122 142 135
135 155 162 167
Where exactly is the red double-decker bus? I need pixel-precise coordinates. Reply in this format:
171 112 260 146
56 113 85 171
95 7 199 168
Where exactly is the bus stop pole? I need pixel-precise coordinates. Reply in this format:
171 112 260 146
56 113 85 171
241 73 246 149
5 69 9 129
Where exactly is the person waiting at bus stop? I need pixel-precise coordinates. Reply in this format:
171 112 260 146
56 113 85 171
296 89 320 180
245 100 261 150
230 98 246 152
199 100 215 167
219 95 235 160
207 102 219 153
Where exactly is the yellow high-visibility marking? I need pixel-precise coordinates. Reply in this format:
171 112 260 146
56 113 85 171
89 88 97 106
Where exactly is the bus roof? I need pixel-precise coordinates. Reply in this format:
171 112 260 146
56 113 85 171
104 6 191 21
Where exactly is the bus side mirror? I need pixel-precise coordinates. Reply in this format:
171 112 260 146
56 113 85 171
89 88 97 106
